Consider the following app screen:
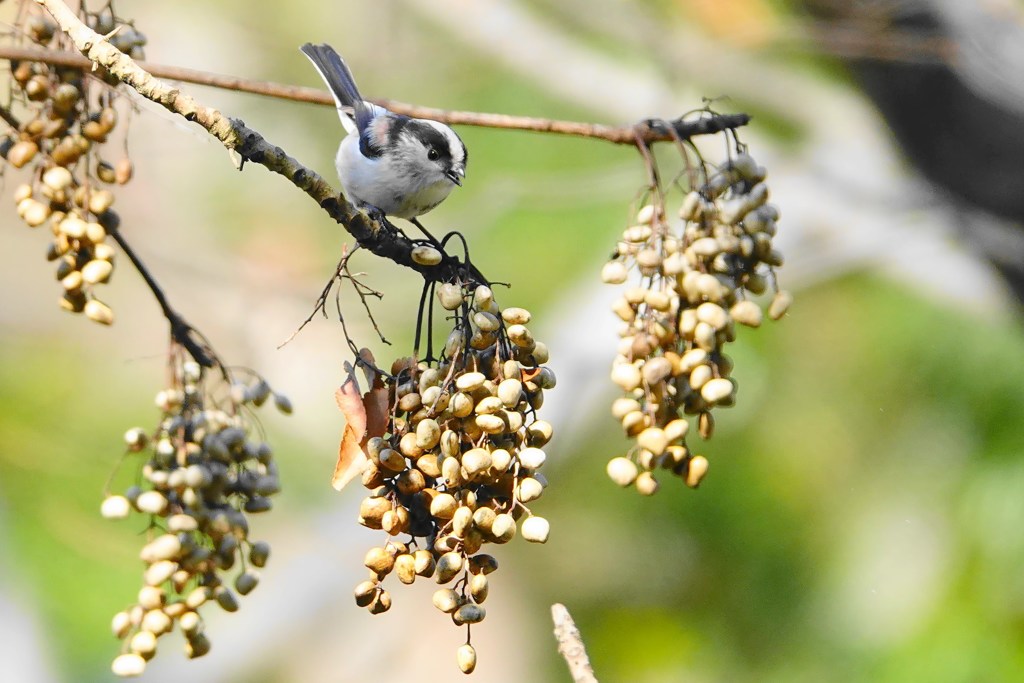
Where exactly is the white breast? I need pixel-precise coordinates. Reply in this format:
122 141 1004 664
335 137 454 219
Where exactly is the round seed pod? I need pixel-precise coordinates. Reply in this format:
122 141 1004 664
85 299 114 325
381 506 410 535
452 505 474 538
516 477 543 503
435 551 464 584
411 245 442 266
213 586 239 613
689 364 712 391
527 420 554 446
354 580 378 607
96 160 117 183
486 448 510 473
395 553 417 585
637 427 669 456
136 491 169 516
462 448 493 479
685 455 709 488
471 505 496 529
137 586 165 611
696 302 729 330
413 549 435 577
610 363 642 391
178 611 202 635
455 372 485 392
521 516 550 543
235 570 259 595
364 547 395 577
453 603 486 625
144 560 177 587
141 609 172 636
501 307 531 325
82 120 108 142
457 643 477 674
430 492 458 519
693 321 716 351
185 586 212 609
701 377 734 404
184 632 212 659
490 513 516 543
368 589 392 615
475 396 503 415
475 413 505 434
641 357 673 386
7 140 38 169
506 324 534 349
768 290 793 320
414 418 441 450
131 630 158 655
518 447 546 469
42 166 74 192
112 653 147 676
115 158 134 184
432 588 462 613
635 471 660 495
442 456 463 487
469 572 489 604
81 259 113 284
664 419 689 442
378 448 405 474
497 378 523 408
730 300 762 327
436 282 463 310
698 412 715 440
249 541 271 568
611 398 642 419
606 457 638 487
100 494 131 519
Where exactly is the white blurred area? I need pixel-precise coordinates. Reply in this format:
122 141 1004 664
2 0 1021 681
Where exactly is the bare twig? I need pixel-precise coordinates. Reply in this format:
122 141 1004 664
0 43 748 146
551 603 598 683
101 213 216 368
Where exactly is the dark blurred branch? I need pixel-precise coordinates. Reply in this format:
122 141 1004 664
778 20 957 65
0 43 747 146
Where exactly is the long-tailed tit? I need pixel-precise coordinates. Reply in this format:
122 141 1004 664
300 43 467 229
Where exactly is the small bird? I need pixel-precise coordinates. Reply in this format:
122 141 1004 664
300 43 467 235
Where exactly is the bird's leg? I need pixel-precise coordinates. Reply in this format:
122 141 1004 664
409 217 444 249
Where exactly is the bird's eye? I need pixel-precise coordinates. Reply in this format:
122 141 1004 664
427 148 440 161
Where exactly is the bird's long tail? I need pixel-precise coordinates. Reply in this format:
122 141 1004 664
300 43 373 134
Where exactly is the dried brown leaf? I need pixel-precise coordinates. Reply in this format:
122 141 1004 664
332 365 369 491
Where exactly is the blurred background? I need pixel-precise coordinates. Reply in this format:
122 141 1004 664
4 0 1024 681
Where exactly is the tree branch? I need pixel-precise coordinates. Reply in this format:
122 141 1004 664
0 43 748 146
100 212 216 368
29 0 486 285
551 603 598 683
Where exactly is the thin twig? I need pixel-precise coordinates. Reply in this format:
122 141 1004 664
551 604 598 683
28 1 505 285
0 43 748 146
102 214 216 368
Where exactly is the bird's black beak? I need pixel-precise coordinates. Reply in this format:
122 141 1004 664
446 168 464 186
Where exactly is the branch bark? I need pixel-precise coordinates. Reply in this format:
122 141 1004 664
31 0 483 284
0 43 747 146
552 603 598 683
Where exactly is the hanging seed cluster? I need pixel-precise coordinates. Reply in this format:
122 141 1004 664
354 284 554 674
602 150 791 494
3 5 140 325
101 355 290 678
